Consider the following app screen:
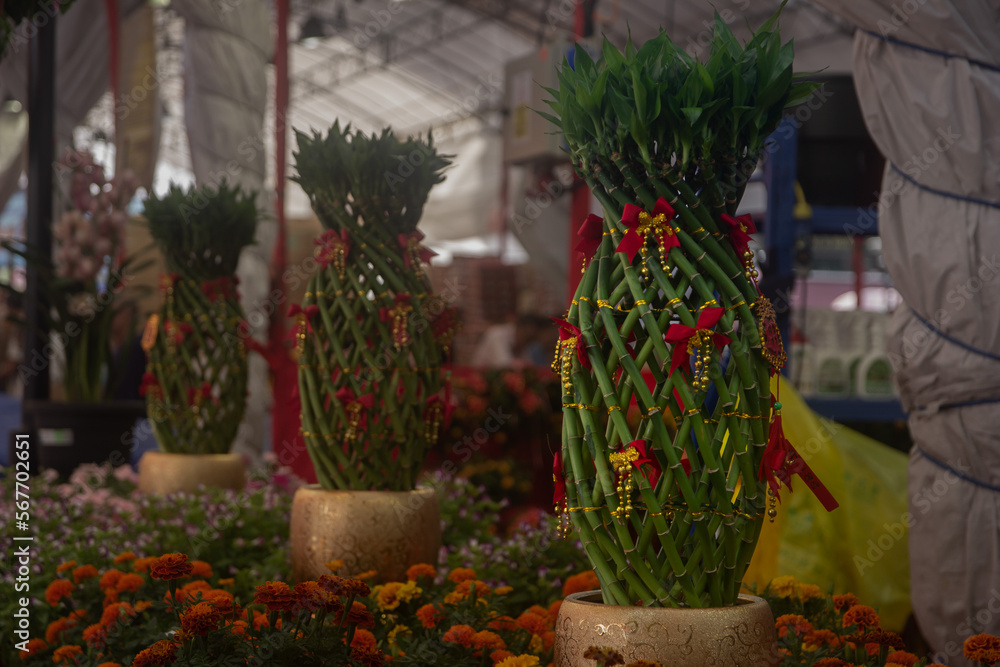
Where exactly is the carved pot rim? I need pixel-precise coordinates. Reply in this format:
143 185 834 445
563 590 767 609
141 451 243 462
294 485 438 497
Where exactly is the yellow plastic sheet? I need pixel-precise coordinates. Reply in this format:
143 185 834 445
743 376 912 630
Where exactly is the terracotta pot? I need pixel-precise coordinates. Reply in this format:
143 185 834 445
290 486 440 584
137 451 245 494
553 591 779 667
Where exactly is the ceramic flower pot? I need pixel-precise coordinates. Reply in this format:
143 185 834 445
137 451 245 494
553 591 779 666
289 485 441 584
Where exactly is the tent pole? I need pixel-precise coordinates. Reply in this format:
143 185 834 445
23 11 56 404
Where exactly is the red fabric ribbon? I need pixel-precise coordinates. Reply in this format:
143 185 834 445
551 317 589 369
553 451 567 510
760 397 839 511
398 231 436 269
574 213 604 262
721 213 757 258
616 198 678 263
663 307 730 375
315 229 350 270
623 439 661 489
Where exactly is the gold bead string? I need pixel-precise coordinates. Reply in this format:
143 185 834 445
568 504 764 522
571 295 682 315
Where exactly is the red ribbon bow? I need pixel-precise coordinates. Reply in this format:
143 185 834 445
721 213 757 258
622 440 661 489
379 294 414 349
663 307 731 375
574 213 605 263
399 231 436 270
315 229 350 275
616 198 678 263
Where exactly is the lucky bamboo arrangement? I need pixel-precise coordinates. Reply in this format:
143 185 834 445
544 9 823 608
141 182 258 454
292 123 458 491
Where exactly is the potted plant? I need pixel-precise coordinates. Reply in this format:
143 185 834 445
542 10 832 666
3 150 149 477
137 181 259 494
288 123 458 584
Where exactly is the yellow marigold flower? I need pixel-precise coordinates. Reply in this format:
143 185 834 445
495 586 513 595
52 645 83 664
448 567 477 584
529 634 544 653
72 564 99 584
388 624 411 646
495 656 541 667
444 579 491 605
797 583 823 602
113 551 137 564
767 575 800 599
325 559 344 573
56 561 78 574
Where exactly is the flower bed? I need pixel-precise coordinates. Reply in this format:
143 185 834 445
3 463 995 666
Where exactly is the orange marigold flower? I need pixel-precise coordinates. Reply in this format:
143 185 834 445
813 659 849 667
775 614 813 638
842 605 880 631
100 602 136 628
318 574 371 599
204 590 239 617
254 581 297 611
97 663 123 667
115 573 145 593
351 628 377 651
445 579 492 604
180 601 223 636
448 568 477 584
541 631 555 651
495 585 513 595
132 557 157 573
131 639 178 667
83 622 108 647
103 589 119 608
325 559 344 573
516 611 550 636
172 580 212 604
471 630 506 652
802 629 840 651
350 646 387 667
73 564 99 584
227 619 249 637
135 600 153 613
582 647 624 665
52 645 83 664
45 617 76 644
885 651 919 667
965 634 1000 663
343 600 375 630
189 560 213 578
416 603 444 629
833 593 861 612
490 649 514 664
99 569 124 591
549 599 563 620
56 561 78 574
495 657 540 667
442 624 477 648
217 578 235 587
406 563 436 581
563 571 600 597
293 581 341 615
45 580 74 606
18 637 46 658
356 569 378 581
854 629 904 649
150 553 193 580
488 616 518 632
113 551 137 564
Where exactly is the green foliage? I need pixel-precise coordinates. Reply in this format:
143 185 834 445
143 181 258 280
541 7 813 608
292 122 450 237
291 124 456 491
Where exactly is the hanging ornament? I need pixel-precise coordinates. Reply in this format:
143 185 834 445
609 445 640 521
315 229 350 281
722 213 759 286
616 198 679 279
553 452 570 538
551 317 589 394
663 306 731 392
379 293 414 350
751 297 787 373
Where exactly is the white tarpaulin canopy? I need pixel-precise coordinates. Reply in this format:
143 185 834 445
810 1 1000 662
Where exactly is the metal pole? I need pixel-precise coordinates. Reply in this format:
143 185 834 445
23 11 56 404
